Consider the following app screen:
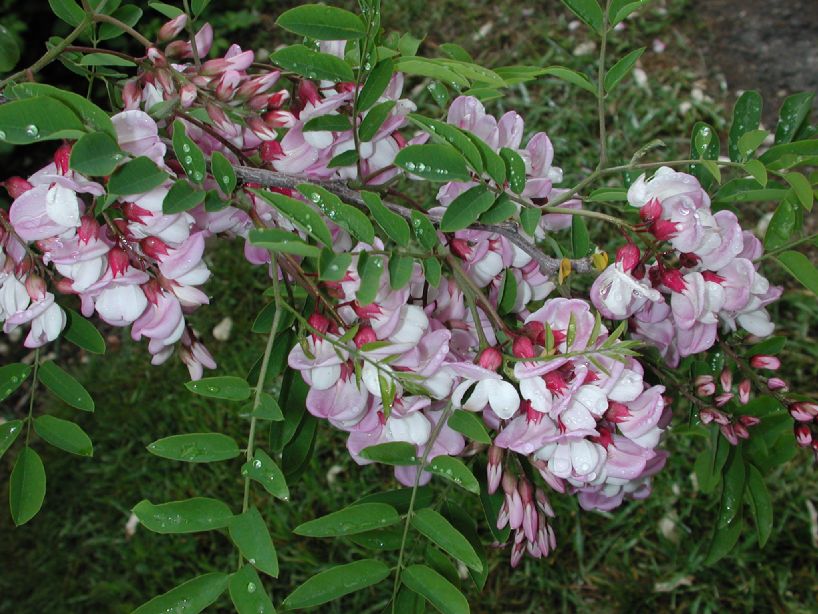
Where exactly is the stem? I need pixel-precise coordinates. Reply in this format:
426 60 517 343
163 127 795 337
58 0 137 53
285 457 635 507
92 14 152 48
24 349 41 445
238 267 283 569
181 0 202 69
596 0 611 169
755 232 818 262
390 403 454 611
65 46 139 63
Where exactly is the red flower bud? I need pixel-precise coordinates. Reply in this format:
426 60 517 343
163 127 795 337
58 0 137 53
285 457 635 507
639 198 662 224
615 243 640 272
354 326 377 348
795 424 813 446
141 236 170 260
307 312 331 337
660 268 686 293
449 238 473 260
477 347 503 371
78 215 100 244
513 335 535 359
54 143 72 175
650 219 678 242
750 355 781 370
720 368 733 392
260 140 284 163
108 248 130 277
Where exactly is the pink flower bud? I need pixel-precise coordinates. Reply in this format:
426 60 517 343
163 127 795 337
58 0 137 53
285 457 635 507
767 377 788 392
158 14 187 42
795 424 813 446
615 243 640 272
141 237 170 260
650 218 678 242
307 312 331 337
750 355 780 370
738 379 751 404
260 140 284 163
25 274 47 300
247 117 278 141
789 402 818 422
353 326 377 348
108 248 130 277
720 424 739 445
660 267 686 293
180 83 197 108
3 176 34 199
54 143 72 175
639 197 662 223
695 374 714 386
297 80 321 108
697 381 716 396
739 415 760 428
513 336 535 359
262 110 296 129
720 368 733 392
267 89 291 110
477 347 502 371
733 421 750 440
122 79 142 109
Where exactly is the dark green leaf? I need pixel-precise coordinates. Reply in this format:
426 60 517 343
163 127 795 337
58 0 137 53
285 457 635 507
604 48 645 92
294 503 400 537
783 172 813 210
108 156 168 195
394 144 471 182
426 456 479 494
303 114 352 132
440 185 496 232
541 66 596 94
571 215 590 258
0 363 31 402
241 449 289 500
704 508 743 566
63 308 106 354
276 4 366 40
33 415 93 456
249 228 321 259
746 464 773 547
39 361 94 412
359 100 396 142
319 248 352 281
561 0 604 33
388 254 414 290
9 447 46 525
0 420 23 460
48 0 84 26
775 92 814 144
519 207 541 236
447 409 491 444
9 83 115 137
354 486 434 514
69 131 121 176
360 441 419 465
411 508 483 571
270 45 355 82
327 149 359 168
408 114 483 173
252 392 284 421
133 497 233 534
296 183 374 244
464 131 505 184
423 257 442 287
211 151 236 196
411 211 439 250
764 199 799 250
282 559 390 609
728 91 762 161
358 59 394 111
172 120 206 183
717 447 746 530
776 250 818 296
79 53 136 67
147 433 240 463
0 25 21 72
229 566 275 614
401 564 469 614
162 180 205 214
499 147 526 194
253 189 333 246
498 269 517 315
98 5 143 40
0 96 84 144
230 507 279 577
356 251 384 306
132 573 228 614
185 376 251 401
479 193 516 224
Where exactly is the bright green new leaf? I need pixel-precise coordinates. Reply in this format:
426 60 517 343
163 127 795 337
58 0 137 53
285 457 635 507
604 47 645 91
63 308 106 355
783 172 813 210
359 100 396 142
561 0 604 33
744 159 768 187
69 132 122 177
541 66 596 94
776 251 818 296
249 228 321 259
319 248 353 282
388 254 414 290
571 215 591 258
172 120 206 183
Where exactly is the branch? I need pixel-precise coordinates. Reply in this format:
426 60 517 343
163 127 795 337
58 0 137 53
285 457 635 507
232 166 596 278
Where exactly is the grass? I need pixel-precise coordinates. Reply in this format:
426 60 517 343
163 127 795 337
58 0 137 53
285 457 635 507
2 0 818 612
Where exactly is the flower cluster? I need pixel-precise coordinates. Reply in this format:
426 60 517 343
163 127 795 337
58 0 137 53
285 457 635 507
591 167 781 366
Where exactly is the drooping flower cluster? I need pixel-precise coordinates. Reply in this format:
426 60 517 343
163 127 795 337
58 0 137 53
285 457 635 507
591 167 781 366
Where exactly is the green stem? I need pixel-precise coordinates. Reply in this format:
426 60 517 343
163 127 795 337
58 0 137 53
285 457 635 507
24 349 41 445
181 0 202 69
238 269 283 569
92 13 152 48
390 403 454 611
755 232 818 261
596 0 611 169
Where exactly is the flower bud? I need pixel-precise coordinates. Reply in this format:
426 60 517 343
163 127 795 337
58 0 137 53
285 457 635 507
477 347 502 371
297 79 320 108
262 110 296 129
767 377 788 392
2 176 34 199
605 401 630 423
750 355 780 370
789 402 818 422
615 243 640 272
513 335 535 359
141 236 170 260
697 381 716 397
108 247 130 277
660 267 686 293
678 252 700 268
353 326 377 348
25 274 47 300
650 219 678 242
158 14 187 42
260 140 284 163
54 143 72 175
180 83 197 108
449 238 472 260
738 415 760 428
720 368 733 392
78 215 100 244
639 197 662 224
266 89 291 110
122 79 142 109
738 379 751 404
795 424 813 446
307 312 331 337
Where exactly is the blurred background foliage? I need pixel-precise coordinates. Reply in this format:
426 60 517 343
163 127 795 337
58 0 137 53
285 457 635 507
1 0 817 612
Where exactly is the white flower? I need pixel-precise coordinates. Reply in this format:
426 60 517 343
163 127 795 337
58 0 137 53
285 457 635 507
95 284 148 326
453 377 520 419
45 184 81 228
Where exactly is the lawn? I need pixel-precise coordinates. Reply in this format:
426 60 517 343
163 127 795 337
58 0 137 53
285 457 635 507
1 1 818 612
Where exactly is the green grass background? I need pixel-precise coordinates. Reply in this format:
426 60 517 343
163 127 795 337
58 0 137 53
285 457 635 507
2 1 818 612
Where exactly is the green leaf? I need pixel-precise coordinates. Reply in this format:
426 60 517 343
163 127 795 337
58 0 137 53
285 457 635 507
561 0 603 33
394 144 471 182
775 92 814 144
229 507 279 577
440 185 496 232
33 415 93 456
411 508 483 571
39 361 94 412
9 447 46 526
172 120 206 183
253 189 333 247
746 464 773 548
744 159 767 187
303 115 352 132
717 447 746 531
764 199 799 250
426 456 479 494
447 410 491 444
276 4 366 40
408 114 483 173
252 392 285 421
149 1 184 18
464 131 505 185
695 428 729 494
700 160 721 184
147 433 240 463
360 441 419 465
9 83 115 138
98 5 143 41
541 66 596 94
479 193 516 224
704 508 743 566
401 564 469 614
48 0 84 26
783 172 813 210
69 132 122 177
0 363 31 402
571 215 590 258
737 129 769 159
185 376 251 401
728 91 763 161
411 211 439 250
519 207 542 236
319 248 352 282
356 251 384 306
61 308 105 355
0 25 21 72
296 183 374 244
604 47 645 91
689 121 720 189
108 156 168 195
249 228 321 259
328 149 359 168
499 147 526 194
395 57 470 88
281 413 317 479
0 420 23 460
776 251 818 296
358 59 394 111
79 53 136 67
133 498 233 534
270 44 355 82
211 151 236 196
132 573 229 614
282 559 390 609
229 566 275 614
162 180 205 214
0 96 84 144
294 503 400 537
497 269 517 315
440 43 472 62
610 0 651 24
241 449 289 500
360 192 410 247
355 486 434 514
191 0 210 17
388 254 414 290
359 100 396 142
423 257 442 287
